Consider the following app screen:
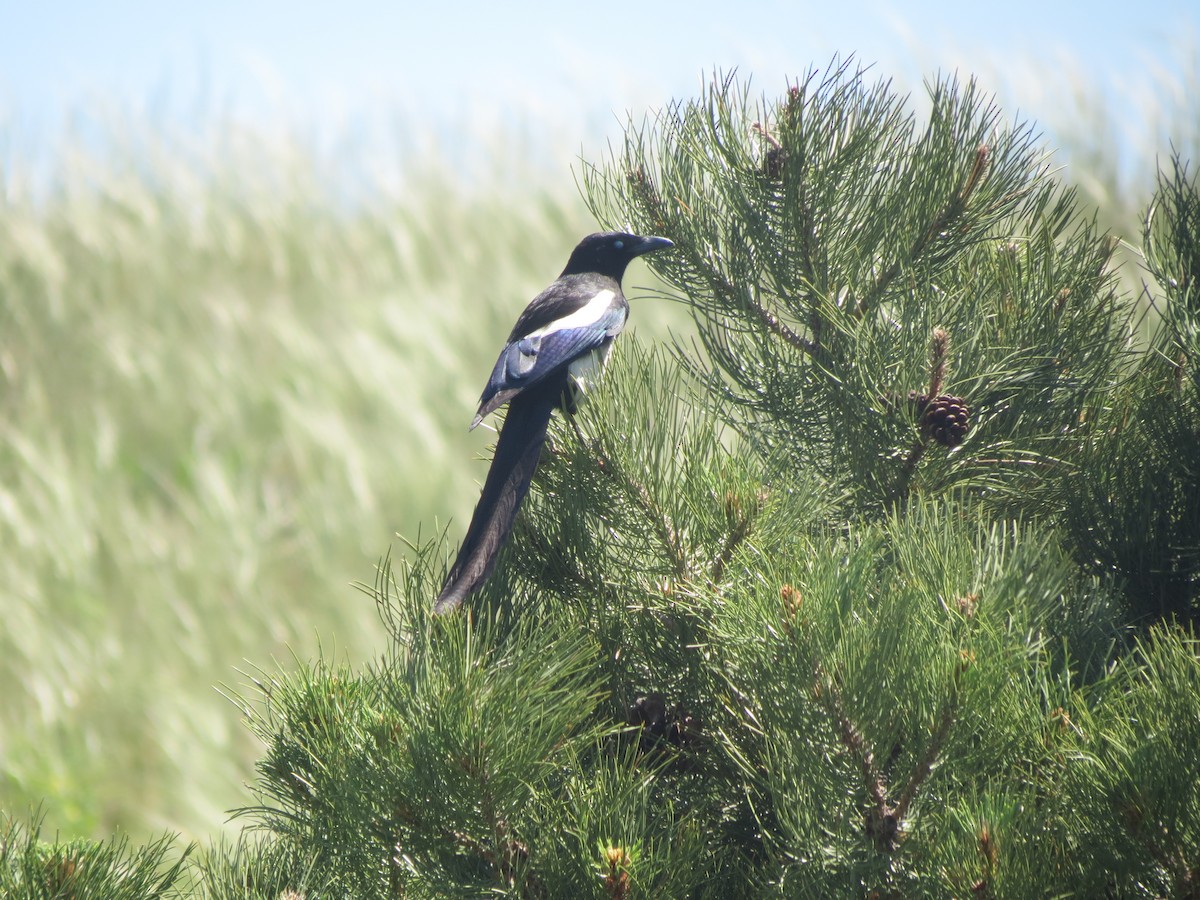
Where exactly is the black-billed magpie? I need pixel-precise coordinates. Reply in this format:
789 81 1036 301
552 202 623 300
433 231 673 614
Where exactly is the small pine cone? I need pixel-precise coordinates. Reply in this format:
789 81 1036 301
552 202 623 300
753 122 786 178
628 694 690 751
764 145 787 179
628 694 667 738
921 395 970 447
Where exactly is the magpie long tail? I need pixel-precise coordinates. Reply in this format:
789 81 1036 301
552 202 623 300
433 380 561 614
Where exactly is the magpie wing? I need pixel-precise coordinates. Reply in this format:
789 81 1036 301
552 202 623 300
470 304 626 428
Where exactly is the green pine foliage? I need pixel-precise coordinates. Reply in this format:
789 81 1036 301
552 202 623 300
1063 152 1200 622
5 63 1200 897
0 812 189 898
187 834 322 900
582 62 1130 520
1064 627 1200 896
211 348 1175 897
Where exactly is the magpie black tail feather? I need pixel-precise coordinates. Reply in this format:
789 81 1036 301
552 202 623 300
432 381 560 615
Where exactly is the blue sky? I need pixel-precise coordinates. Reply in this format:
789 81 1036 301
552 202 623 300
1 0 1196 170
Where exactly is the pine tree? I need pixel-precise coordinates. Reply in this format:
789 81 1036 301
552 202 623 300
8 61 1200 898
582 64 1130 522
206 63 1200 899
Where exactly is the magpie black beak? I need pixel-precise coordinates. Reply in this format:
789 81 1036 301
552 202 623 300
632 235 673 257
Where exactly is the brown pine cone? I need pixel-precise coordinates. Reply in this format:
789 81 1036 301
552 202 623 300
921 395 971 447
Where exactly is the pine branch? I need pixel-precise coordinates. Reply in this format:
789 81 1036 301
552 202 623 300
805 584 961 853
756 94 828 352
887 327 954 506
592 441 691 581
890 437 928 507
743 284 819 356
685 235 817 357
627 164 817 357
449 824 535 894
855 143 991 319
893 690 957 822
811 658 897 851
710 490 758 586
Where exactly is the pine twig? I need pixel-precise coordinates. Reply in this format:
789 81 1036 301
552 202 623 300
893 691 957 821
891 440 929 507
591 442 691 581
857 144 990 318
756 102 826 355
749 289 817 355
888 326 953 505
704 257 817 356
463 761 538 894
928 327 950 399
710 491 757 585
812 651 959 851
629 151 817 358
627 166 673 242
812 659 896 849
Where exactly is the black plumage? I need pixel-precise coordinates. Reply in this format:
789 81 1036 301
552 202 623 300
433 232 672 614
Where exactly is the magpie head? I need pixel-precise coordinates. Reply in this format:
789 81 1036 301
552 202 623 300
560 232 673 280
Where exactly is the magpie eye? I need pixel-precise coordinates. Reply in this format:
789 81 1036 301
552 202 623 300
613 240 625 250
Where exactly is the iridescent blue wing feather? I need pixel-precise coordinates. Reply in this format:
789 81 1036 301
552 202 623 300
471 293 626 428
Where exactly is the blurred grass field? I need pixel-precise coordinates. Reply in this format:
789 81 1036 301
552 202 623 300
0 114 694 841
1 50 1195 844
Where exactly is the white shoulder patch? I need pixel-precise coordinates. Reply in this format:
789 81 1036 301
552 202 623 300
526 289 616 338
